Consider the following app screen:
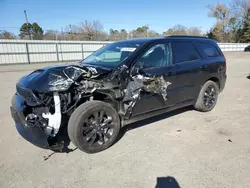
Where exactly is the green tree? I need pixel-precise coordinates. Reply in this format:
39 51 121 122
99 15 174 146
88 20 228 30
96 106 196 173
132 25 149 38
136 27 145 33
19 22 43 40
108 29 127 41
20 23 32 39
32 22 43 40
241 8 250 42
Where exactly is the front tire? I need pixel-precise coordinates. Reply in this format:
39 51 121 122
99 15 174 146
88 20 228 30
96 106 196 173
194 80 219 112
68 101 120 153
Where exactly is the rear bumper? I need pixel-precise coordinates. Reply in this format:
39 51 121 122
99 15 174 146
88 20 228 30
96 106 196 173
10 94 63 150
219 73 227 92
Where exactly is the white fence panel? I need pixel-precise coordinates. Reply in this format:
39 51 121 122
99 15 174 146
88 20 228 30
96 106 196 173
0 39 249 65
218 43 249 52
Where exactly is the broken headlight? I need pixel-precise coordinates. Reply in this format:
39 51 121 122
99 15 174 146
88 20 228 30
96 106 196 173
48 67 85 91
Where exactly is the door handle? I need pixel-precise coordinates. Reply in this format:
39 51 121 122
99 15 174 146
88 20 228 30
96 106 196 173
166 72 176 76
200 65 208 69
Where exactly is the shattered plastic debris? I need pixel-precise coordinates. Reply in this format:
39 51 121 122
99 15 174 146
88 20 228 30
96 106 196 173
123 75 144 101
123 74 172 115
123 75 144 116
142 76 172 101
64 66 87 80
87 67 98 74
42 92 62 136
80 80 103 93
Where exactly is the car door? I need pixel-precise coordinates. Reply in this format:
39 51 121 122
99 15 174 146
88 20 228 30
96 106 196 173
169 41 203 105
129 42 176 116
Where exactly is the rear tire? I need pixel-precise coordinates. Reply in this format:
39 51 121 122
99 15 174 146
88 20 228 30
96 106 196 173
194 80 219 112
68 101 120 153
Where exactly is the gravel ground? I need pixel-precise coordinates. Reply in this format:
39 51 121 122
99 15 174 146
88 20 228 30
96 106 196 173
0 52 250 188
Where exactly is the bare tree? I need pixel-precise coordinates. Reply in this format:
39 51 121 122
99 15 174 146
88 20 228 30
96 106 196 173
211 22 225 42
78 20 104 40
208 3 231 21
188 27 203 36
147 30 160 37
0 30 16 39
163 25 188 36
230 0 250 20
207 3 233 42
43 30 59 40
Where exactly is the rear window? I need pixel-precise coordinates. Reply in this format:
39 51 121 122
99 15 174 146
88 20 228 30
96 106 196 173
172 42 200 64
198 42 221 57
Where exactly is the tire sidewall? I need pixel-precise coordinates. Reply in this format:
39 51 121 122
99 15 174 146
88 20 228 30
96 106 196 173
195 81 219 112
68 101 120 153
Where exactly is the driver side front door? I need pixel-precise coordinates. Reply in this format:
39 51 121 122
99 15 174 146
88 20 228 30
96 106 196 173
130 42 174 116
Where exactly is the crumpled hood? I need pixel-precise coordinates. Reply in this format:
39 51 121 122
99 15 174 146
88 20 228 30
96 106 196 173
17 64 112 93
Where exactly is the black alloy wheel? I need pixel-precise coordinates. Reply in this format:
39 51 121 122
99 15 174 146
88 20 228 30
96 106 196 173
68 101 120 153
194 80 219 112
203 85 217 109
81 110 114 147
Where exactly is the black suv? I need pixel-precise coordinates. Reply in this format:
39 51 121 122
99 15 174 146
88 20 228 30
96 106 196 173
10 36 227 153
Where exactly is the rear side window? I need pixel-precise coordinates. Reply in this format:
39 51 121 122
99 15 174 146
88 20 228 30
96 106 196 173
198 42 221 57
172 42 200 64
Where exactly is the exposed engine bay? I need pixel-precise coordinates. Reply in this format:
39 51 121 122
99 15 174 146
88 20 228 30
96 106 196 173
16 64 172 141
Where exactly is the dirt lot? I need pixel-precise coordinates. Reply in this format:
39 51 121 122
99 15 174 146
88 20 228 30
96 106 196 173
0 52 250 188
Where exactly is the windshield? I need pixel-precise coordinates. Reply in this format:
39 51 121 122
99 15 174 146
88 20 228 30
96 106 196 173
82 41 144 68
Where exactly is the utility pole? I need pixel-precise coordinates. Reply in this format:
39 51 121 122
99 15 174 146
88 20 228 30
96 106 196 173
69 24 73 40
61 27 64 40
24 10 31 40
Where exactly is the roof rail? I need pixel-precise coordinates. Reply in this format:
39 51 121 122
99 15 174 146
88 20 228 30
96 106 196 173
166 35 209 39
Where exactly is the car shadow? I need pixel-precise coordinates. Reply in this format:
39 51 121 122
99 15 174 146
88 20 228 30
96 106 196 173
247 75 250 79
47 106 192 157
155 176 181 188
115 106 193 144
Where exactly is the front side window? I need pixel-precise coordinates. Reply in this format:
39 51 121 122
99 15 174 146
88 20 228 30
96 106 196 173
136 43 172 69
172 42 200 64
82 41 145 68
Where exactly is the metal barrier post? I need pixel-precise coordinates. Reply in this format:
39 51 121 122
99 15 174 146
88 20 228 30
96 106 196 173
81 43 84 59
25 42 30 64
55 43 59 62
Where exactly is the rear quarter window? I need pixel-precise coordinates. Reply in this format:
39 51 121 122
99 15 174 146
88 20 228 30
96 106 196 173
172 42 200 64
197 42 221 57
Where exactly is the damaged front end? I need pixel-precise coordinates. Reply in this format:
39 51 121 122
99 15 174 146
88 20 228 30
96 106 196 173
10 62 173 150
10 64 114 150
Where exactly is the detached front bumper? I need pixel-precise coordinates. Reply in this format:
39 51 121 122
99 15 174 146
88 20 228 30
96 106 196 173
10 94 63 150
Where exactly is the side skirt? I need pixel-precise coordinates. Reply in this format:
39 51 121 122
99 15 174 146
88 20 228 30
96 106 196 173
122 99 195 126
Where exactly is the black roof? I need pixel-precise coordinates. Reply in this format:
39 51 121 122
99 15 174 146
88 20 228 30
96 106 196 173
166 35 209 39
118 35 212 44
117 37 162 43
